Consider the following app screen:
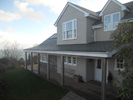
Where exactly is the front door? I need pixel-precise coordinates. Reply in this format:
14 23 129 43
95 59 102 82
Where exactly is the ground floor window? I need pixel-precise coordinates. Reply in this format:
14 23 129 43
40 54 47 63
115 58 124 71
64 56 77 66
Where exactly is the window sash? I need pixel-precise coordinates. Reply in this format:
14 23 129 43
64 56 77 66
104 12 120 31
40 54 47 63
115 59 124 70
62 19 77 40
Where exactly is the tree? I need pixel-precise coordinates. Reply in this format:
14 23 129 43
1 42 23 68
111 22 133 100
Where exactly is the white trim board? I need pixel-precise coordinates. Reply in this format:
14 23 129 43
54 2 99 26
99 0 130 16
92 24 103 29
24 50 115 58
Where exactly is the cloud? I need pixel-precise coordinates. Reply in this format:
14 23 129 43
0 25 56 49
4 27 15 31
25 0 67 14
0 10 21 22
14 0 45 21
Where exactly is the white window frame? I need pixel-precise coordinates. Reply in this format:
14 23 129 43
40 54 47 63
104 12 120 31
114 58 125 71
62 19 77 40
64 56 77 66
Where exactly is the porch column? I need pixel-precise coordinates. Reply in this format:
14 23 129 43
47 54 50 80
61 55 64 86
31 52 33 72
25 52 27 69
38 53 40 75
101 58 107 100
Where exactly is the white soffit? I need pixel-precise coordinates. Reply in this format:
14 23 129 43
99 0 130 16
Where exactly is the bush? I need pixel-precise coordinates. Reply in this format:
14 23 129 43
0 64 6 96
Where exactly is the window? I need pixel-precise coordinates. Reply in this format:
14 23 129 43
64 56 77 66
62 19 77 40
115 59 124 70
73 57 76 65
40 54 47 63
104 12 120 31
67 57 72 64
97 59 101 69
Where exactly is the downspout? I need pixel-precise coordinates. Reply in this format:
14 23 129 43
93 29 96 42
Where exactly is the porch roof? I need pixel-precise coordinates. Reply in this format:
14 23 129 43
24 34 115 58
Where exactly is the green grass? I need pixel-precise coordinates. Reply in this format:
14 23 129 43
3 67 68 100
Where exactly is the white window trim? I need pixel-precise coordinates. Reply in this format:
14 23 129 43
62 19 77 40
40 54 47 63
64 56 77 66
104 12 120 31
114 58 125 71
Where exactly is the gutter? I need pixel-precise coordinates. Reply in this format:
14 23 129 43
24 50 115 58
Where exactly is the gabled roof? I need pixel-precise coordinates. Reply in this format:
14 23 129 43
99 0 130 16
54 2 100 26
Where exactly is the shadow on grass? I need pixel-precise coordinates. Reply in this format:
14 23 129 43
2 67 68 100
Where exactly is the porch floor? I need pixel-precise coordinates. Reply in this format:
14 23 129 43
27 65 118 100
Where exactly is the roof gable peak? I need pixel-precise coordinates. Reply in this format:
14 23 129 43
54 2 99 26
99 0 130 16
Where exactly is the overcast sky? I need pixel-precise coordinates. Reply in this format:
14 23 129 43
0 0 132 49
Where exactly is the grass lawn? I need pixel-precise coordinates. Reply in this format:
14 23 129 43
2 67 68 100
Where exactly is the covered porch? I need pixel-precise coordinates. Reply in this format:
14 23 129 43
26 63 117 100
24 50 117 100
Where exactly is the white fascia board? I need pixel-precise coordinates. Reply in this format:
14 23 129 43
54 3 69 27
24 50 114 58
99 0 111 16
54 2 100 26
92 24 103 29
54 2 89 26
99 0 130 16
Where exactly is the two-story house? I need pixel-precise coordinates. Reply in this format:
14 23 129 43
24 0 133 84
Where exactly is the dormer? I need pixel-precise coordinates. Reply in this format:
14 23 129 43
54 2 99 45
92 0 131 41
100 0 130 31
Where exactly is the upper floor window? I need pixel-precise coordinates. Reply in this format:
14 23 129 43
62 19 77 40
40 54 47 63
104 12 120 31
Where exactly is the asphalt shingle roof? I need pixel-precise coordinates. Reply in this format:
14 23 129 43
25 34 114 52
